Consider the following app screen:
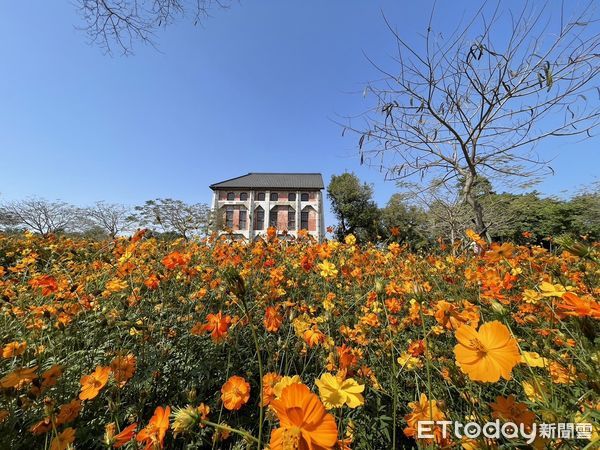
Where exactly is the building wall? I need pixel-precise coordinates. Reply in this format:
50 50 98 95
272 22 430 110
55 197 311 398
212 188 324 241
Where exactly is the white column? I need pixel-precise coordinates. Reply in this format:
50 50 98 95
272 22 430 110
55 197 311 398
315 191 320 241
248 190 255 241
296 190 301 237
317 191 325 242
211 191 218 235
265 190 271 233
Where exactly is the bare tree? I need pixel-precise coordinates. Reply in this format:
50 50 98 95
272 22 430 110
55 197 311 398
132 198 212 239
84 201 132 239
0 199 80 236
349 1 600 239
78 0 232 54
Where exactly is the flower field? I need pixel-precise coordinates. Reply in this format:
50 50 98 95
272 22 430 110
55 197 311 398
0 230 598 449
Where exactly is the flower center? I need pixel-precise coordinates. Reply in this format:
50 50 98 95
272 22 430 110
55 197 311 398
282 426 303 450
470 338 488 356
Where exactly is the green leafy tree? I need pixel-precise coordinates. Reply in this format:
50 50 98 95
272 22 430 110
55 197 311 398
327 173 382 243
380 194 428 248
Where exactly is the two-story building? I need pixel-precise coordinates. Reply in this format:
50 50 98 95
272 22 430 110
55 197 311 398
209 173 325 241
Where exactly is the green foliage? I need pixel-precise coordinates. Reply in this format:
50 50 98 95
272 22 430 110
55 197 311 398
327 173 382 243
380 194 429 249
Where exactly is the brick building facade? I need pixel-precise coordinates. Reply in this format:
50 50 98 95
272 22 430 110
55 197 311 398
210 173 325 241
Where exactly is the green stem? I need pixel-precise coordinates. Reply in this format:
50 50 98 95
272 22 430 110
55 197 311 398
239 295 265 449
419 303 434 450
381 292 397 450
200 419 259 444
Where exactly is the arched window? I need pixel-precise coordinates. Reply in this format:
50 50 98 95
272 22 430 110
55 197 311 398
254 206 265 230
270 192 278 201
227 192 235 201
288 193 296 201
301 193 309 201
240 192 248 201
257 192 266 201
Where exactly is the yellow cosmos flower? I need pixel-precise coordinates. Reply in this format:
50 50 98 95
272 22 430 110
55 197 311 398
315 373 364 409
520 351 547 368
453 321 520 383
272 375 302 399
522 379 548 402
522 289 542 304
344 234 356 246
318 260 338 279
539 282 572 298
397 352 423 371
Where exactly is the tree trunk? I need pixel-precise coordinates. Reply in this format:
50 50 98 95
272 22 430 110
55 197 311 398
462 173 491 242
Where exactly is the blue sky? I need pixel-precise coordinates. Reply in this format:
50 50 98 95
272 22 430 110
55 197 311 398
0 1 598 227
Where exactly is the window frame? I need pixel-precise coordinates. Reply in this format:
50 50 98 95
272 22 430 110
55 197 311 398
257 192 266 201
226 192 235 201
300 211 309 230
255 207 265 230
239 210 247 229
270 192 279 201
269 207 278 228
288 208 296 230
225 206 234 228
300 193 309 201
240 192 248 201
288 192 296 201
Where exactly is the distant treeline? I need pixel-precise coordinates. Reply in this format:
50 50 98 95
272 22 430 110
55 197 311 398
1 178 598 247
0 198 212 240
327 173 600 248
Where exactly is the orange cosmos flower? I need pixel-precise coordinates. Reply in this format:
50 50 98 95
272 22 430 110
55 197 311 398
549 361 578 384
110 354 136 386
404 393 446 438
221 375 251 410
262 372 282 406
144 274 160 290
269 383 338 450
105 422 137 448
558 292 600 319
0 365 38 388
454 321 520 382
41 364 63 390
113 423 138 448
491 395 536 428
435 300 479 330
267 226 277 240
79 366 111 400
2 341 27 358
201 312 232 342
162 251 190 269
136 406 170 450
29 275 58 296
50 427 75 450
303 326 326 348
337 344 358 370
264 306 283 332
29 417 52 435
56 399 82 425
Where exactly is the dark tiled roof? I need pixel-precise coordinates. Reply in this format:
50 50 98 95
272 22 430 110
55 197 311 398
210 173 324 190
